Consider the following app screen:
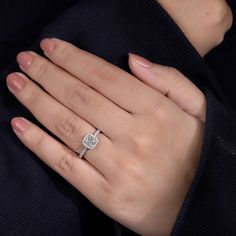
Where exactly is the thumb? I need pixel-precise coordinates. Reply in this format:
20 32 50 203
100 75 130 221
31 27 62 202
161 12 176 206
128 54 206 122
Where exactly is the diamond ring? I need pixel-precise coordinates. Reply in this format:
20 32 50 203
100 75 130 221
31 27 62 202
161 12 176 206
79 129 100 158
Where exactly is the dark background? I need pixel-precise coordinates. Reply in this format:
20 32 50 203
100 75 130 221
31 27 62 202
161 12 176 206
206 0 236 111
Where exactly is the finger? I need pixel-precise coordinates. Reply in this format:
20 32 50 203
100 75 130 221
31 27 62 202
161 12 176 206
16 51 131 138
6 72 118 176
128 54 206 122
39 38 162 114
11 117 109 206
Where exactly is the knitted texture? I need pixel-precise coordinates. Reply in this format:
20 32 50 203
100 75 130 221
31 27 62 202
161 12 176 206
0 0 235 235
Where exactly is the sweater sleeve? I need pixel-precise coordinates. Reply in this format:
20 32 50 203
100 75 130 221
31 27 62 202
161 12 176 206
1 0 235 235
172 89 236 235
40 1 236 233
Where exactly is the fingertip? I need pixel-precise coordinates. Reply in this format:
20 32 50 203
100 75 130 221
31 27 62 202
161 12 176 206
11 117 29 134
40 38 56 55
128 53 153 69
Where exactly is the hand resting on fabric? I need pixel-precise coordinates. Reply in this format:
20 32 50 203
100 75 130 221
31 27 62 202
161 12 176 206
5 1 233 235
6 38 205 235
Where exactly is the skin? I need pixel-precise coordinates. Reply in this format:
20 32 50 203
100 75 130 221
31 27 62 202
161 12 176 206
158 0 233 56
6 39 205 236
5 1 233 235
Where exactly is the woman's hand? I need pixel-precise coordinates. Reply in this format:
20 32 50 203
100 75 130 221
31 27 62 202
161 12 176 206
6 39 206 236
158 0 233 56
128 54 206 122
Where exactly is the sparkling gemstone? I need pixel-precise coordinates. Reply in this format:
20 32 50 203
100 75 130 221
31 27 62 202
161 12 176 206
82 134 99 150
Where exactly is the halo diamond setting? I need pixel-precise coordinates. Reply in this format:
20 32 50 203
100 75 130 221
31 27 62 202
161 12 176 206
82 133 99 150
79 129 100 158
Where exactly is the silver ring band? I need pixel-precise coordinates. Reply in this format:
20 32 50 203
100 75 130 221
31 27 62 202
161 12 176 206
79 129 101 158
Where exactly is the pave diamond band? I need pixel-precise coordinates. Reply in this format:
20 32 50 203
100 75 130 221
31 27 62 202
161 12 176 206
79 129 101 158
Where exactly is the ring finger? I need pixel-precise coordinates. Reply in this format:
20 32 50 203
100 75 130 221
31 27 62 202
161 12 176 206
16 51 132 139
6 72 117 177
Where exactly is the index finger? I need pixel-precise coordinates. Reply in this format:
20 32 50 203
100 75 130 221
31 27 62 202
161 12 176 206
40 38 163 114
11 117 109 206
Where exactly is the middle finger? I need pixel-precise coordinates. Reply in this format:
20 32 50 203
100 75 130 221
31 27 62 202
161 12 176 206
6 72 117 176
16 52 132 139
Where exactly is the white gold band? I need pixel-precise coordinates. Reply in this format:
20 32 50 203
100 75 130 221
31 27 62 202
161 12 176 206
79 129 101 158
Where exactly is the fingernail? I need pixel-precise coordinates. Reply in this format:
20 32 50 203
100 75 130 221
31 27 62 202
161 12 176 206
17 52 34 70
6 73 26 92
40 38 55 55
11 117 29 134
129 53 153 68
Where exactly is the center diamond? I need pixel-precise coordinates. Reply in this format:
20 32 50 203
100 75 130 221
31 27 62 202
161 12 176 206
82 134 99 150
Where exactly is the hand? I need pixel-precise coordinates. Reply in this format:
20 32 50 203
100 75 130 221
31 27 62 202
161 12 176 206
6 39 205 235
128 54 206 123
158 0 233 56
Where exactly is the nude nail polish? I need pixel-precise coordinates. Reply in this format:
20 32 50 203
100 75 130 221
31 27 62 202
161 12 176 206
12 117 29 134
129 53 153 68
17 52 34 70
40 38 55 55
6 73 26 92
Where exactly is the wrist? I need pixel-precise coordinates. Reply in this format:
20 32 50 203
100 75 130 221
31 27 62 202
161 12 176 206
157 0 233 56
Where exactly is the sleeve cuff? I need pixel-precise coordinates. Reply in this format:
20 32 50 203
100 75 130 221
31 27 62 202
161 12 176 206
172 89 236 235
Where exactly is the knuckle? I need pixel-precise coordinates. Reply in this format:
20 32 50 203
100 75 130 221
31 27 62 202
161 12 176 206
54 116 77 139
208 1 233 31
58 45 74 64
26 90 40 107
55 149 76 175
125 162 144 182
165 67 182 95
132 134 152 151
34 63 49 82
124 126 153 152
100 180 113 196
105 186 125 211
31 133 46 150
154 106 170 125
91 63 117 82
67 84 91 108
166 66 179 78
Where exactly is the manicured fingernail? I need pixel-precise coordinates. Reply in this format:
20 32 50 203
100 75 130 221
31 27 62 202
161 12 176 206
129 53 153 68
40 38 55 55
6 73 26 92
17 52 34 70
11 117 29 134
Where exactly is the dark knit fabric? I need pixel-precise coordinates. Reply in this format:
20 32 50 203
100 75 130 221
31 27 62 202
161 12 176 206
0 0 235 235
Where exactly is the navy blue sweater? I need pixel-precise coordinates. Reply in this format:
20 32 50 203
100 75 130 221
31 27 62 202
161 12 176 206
0 0 236 235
